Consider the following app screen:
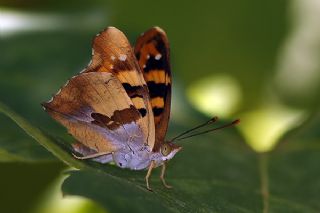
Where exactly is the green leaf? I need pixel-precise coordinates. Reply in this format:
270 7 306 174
0 102 77 166
0 104 55 162
1 102 319 212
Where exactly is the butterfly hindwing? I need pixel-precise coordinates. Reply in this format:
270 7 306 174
42 72 145 155
134 27 172 151
83 27 155 150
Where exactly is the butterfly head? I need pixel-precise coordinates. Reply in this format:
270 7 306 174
159 142 182 162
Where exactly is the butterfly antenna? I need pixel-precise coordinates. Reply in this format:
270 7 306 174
170 116 219 142
174 119 240 142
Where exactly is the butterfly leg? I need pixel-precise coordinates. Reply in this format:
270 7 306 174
72 142 111 160
72 152 110 160
145 160 155 191
160 163 173 189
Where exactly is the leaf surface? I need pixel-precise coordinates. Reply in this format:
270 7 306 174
1 102 319 212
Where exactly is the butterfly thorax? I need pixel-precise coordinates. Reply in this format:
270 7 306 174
111 142 181 170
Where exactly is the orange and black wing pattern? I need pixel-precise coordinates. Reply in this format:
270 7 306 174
83 27 155 150
134 27 172 151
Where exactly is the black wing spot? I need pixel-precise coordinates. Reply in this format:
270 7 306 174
147 81 171 98
138 108 147 117
144 56 164 72
153 107 164 116
121 83 148 98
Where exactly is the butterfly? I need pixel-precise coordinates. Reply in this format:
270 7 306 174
42 26 239 191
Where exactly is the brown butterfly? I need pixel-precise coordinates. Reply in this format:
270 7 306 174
42 27 239 191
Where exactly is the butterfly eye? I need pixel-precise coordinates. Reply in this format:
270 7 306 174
161 144 172 156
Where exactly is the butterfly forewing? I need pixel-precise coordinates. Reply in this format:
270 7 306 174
135 27 172 151
84 27 155 150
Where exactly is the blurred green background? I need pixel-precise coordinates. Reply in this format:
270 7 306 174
1 0 320 212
